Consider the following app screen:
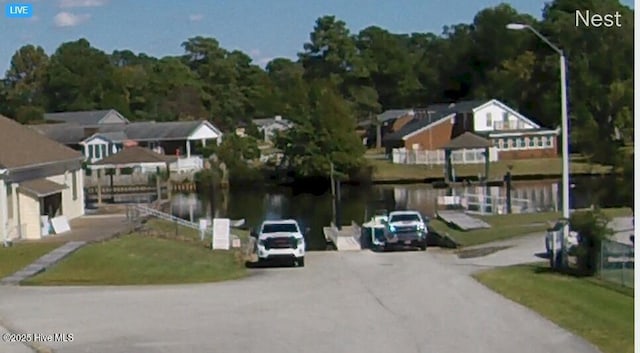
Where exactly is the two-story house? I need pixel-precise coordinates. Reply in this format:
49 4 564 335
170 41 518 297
382 99 559 160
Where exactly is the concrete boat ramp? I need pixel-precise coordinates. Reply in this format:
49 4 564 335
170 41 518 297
437 210 491 230
323 222 361 251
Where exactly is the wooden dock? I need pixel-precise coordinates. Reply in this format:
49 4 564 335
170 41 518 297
323 221 361 251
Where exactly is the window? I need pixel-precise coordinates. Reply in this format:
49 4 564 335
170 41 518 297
535 137 542 147
546 136 553 147
100 144 107 159
486 112 492 128
502 112 509 122
390 214 421 222
72 171 77 201
517 138 525 148
89 145 94 159
529 137 536 147
261 223 299 233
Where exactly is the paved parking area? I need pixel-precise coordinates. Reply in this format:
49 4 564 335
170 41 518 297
0 246 598 353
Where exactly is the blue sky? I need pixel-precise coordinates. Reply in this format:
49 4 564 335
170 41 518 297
0 0 635 73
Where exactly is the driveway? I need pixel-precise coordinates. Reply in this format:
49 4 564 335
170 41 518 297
0 247 599 353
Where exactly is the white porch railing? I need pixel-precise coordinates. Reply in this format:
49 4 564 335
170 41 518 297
392 148 499 165
169 156 204 173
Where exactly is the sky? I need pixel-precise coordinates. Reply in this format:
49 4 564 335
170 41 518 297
0 0 635 73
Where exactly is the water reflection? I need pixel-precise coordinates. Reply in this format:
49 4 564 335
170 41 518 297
391 180 560 216
169 176 627 250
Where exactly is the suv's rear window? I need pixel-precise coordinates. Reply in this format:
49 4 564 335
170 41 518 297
262 223 299 233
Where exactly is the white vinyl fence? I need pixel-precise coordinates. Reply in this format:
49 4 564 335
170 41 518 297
392 148 499 165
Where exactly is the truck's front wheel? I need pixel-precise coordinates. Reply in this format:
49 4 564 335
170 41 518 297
296 257 305 267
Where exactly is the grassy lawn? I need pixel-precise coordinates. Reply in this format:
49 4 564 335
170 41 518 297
0 241 65 278
473 263 634 353
369 156 613 182
430 207 632 247
24 220 249 285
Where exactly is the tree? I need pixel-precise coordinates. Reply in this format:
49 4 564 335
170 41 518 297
3 45 49 117
44 39 121 112
275 80 365 179
146 57 207 121
299 16 380 121
265 58 309 120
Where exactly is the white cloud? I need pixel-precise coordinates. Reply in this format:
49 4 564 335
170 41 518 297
188 14 204 22
59 0 107 8
53 11 91 27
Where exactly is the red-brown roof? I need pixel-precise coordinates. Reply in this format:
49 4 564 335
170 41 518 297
91 146 176 167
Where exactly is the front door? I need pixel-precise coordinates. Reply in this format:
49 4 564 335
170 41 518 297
41 193 62 218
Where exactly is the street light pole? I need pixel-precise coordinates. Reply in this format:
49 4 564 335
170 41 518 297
559 53 570 268
507 23 570 268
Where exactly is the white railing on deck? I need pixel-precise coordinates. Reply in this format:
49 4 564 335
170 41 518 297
392 148 499 165
169 156 204 173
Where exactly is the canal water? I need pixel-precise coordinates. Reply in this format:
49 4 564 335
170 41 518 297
168 176 630 250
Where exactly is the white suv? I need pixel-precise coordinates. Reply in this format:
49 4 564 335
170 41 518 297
252 220 306 267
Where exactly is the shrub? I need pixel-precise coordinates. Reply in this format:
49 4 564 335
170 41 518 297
570 208 613 275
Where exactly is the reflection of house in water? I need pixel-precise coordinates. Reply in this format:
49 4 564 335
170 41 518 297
263 194 285 220
389 180 560 216
170 193 203 221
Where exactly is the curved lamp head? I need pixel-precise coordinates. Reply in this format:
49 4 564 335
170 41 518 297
506 23 527 30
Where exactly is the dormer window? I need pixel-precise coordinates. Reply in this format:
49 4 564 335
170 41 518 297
486 112 492 128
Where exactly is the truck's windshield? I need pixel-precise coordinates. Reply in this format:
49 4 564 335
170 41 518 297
262 223 299 233
390 214 421 222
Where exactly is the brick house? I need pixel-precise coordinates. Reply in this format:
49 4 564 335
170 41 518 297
383 99 559 160
360 109 417 148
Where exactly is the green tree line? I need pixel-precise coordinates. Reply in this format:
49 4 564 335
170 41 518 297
0 0 633 179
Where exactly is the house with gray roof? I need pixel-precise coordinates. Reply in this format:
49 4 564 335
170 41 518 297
31 110 223 169
0 115 85 241
252 115 293 143
44 109 129 126
383 99 560 161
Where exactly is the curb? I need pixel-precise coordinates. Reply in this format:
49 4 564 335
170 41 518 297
0 316 54 353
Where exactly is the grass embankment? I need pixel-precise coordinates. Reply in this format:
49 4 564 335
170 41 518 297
25 219 250 285
369 156 613 182
0 241 65 278
474 263 633 353
430 207 632 247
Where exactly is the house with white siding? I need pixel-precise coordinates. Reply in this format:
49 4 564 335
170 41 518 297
0 115 85 242
31 110 223 172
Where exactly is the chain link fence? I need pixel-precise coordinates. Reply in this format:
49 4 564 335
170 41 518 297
598 239 634 288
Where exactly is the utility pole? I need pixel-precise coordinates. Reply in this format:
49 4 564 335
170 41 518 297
330 162 336 229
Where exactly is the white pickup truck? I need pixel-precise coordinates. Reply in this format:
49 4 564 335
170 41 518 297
251 220 306 267
383 210 428 251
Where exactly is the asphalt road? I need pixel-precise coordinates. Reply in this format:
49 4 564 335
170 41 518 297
0 246 599 353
